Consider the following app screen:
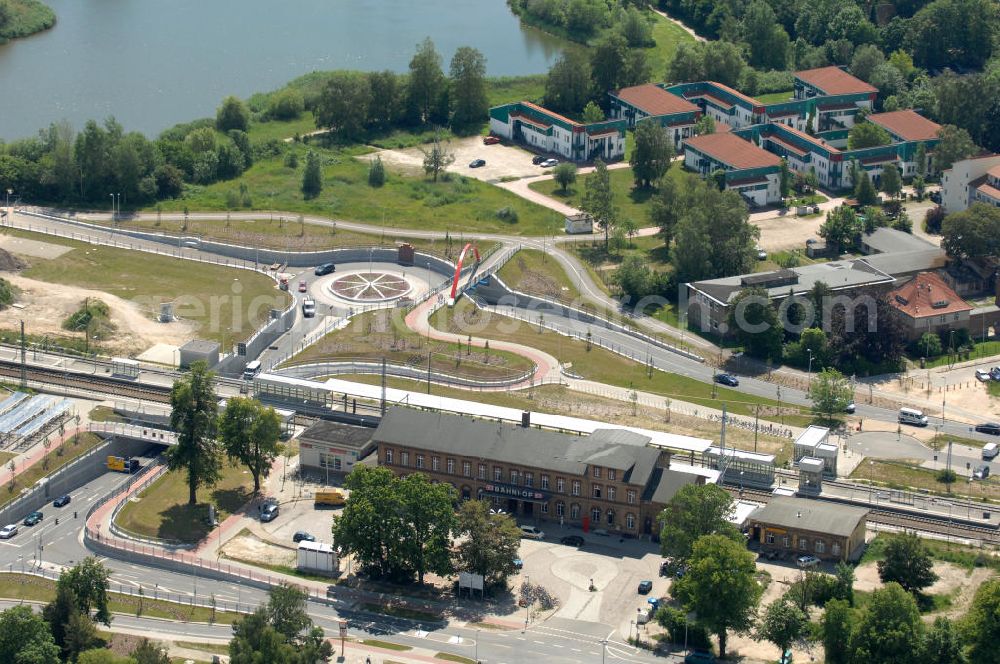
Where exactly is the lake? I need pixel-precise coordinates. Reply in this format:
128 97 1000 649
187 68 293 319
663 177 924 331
0 0 564 140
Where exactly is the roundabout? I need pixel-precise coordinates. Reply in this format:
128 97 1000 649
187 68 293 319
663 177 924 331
328 270 412 303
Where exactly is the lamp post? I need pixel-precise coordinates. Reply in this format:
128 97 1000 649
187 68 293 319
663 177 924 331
600 638 608 664
807 349 814 395
475 628 480 662
109 193 115 221
4 188 11 214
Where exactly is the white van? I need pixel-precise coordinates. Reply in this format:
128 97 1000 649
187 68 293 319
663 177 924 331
898 407 928 427
983 442 999 460
242 360 262 381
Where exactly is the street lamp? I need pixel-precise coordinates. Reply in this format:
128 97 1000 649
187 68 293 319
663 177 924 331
600 638 608 664
807 349 814 394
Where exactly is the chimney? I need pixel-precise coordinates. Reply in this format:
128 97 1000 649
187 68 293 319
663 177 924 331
521 411 530 428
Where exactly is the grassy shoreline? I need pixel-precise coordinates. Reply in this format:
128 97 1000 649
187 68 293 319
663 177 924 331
0 0 55 43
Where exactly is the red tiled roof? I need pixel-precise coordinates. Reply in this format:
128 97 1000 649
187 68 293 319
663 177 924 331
521 101 580 128
987 165 1000 180
867 110 942 142
615 84 698 117
976 181 1000 201
706 81 762 109
685 90 734 111
510 114 550 130
715 122 733 133
683 133 781 170
765 135 808 158
795 67 877 96
890 272 972 319
767 123 840 155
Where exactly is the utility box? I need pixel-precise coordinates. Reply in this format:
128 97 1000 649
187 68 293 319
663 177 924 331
297 541 338 576
398 243 415 265
564 213 594 234
178 340 220 369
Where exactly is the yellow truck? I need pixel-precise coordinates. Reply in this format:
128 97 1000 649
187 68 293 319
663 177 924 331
107 455 139 473
314 489 347 507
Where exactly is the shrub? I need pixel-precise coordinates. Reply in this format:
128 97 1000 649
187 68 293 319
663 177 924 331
655 607 712 649
267 88 305 120
923 206 946 234
368 156 386 187
284 151 299 169
495 206 519 223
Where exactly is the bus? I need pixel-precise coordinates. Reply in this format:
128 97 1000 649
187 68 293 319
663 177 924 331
243 360 262 381
314 489 347 507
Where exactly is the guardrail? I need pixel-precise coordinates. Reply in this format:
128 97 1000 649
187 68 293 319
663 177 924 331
276 357 537 390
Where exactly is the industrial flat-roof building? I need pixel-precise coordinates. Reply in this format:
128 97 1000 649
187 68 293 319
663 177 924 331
747 496 868 562
297 419 376 480
372 407 718 537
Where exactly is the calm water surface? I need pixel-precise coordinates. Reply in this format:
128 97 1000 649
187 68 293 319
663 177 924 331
0 0 563 140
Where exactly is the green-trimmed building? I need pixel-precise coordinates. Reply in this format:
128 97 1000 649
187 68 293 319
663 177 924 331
489 101 626 163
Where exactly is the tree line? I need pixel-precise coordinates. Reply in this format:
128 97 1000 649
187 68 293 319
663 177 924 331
655 483 998 663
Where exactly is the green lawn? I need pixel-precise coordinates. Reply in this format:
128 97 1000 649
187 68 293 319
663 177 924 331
115 460 254 544
433 299 809 421
0 573 240 624
755 90 794 104
359 640 413 652
13 228 290 345
486 75 547 108
850 458 998 502
88 215 498 259
148 143 564 236
284 308 535 381
497 248 581 302
646 12 696 80
916 340 1000 369
1 433 102 511
861 534 1000 571
246 112 320 144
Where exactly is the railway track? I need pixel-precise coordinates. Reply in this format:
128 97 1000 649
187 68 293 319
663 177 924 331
0 359 172 403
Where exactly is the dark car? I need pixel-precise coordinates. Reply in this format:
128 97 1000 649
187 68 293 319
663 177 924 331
513 558 523 569
469 159 486 168
714 373 739 387
23 511 43 526
53 495 71 508
845 402 856 414
292 531 315 543
560 535 585 547
975 422 1000 436
314 263 336 276
637 580 653 594
531 155 546 165
685 649 717 663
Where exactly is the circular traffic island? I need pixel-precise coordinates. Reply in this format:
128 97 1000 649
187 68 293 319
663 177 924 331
328 271 412 303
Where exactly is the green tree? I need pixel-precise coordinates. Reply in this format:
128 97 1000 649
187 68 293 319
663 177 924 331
933 124 977 171
820 206 861 252
368 155 386 187
822 599 854 664
615 254 662 302
619 6 653 47
398 473 457 584
672 535 763 658
881 163 902 199
590 33 629 103
582 159 617 250
942 202 1000 260
454 499 522 588
581 101 604 123
367 70 403 130
168 361 221 505
77 650 132 664
741 1 790 70
649 174 682 251
267 88 305 121
314 72 372 141
906 0 996 70
850 44 886 82
855 170 879 206
0 606 60 664
630 121 674 189
919 331 943 357
230 584 331 664
667 41 705 83
877 533 939 594
694 114 715 135
848 122 892 149
962 577 1000 664
420 134 455 183
266 584 311 641
833 561 856 605
755 598 808 658
729 287 784 361
216 96 250 133
332 466 408 579
407 38 447 125
915 142 928 177
553 162 577 193
657 484 740 564
702 40 746 88
924 616 967 664
131 638 170 664
60 557 112 626
218 397 281 495
301 151 323 199
778 158 791 199
62 610 99 662
849 583 924 663
544 49 593 114
810 368 853 420
449 46 488 133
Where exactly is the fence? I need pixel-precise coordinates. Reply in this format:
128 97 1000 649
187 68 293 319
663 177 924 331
276 357 537 390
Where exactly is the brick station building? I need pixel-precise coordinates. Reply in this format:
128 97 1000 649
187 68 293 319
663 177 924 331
372 407 716 538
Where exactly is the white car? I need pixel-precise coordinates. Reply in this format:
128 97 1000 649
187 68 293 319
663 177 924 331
976 369 992 382
519 525 545 540
796 554 820 568
540 158 559 168
0 524 17 539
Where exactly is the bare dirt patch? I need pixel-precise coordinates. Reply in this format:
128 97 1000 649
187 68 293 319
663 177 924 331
754 214 824 252
855 559 994 620
360 136 541 183
220 531 296 568
0 273 196 354
0 235 71 260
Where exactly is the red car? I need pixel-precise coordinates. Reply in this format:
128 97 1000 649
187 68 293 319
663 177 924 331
298 280 307 292
483 135 500 145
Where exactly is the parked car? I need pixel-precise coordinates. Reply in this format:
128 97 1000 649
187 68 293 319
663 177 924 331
540 158 559 168
974 464 991 480
53 495 71 508
805 238 816 245
796 554 820 568
0 524 17 539
23 511 43 526
560 535 585 547
513 558 523 569
845 402 856 414
756 248 767 260
647 597 660 611
637 580 653 594
519 525 544 540
975 422 1000 436
977 369 992 382
992 366 1000 381
292 531 315 543
483 135 501 145
685 649 717 664
469 159 486 168
314 263 336 276
531 155 546 165
298 280 307 293
714 373 739 387
260 499 279 522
